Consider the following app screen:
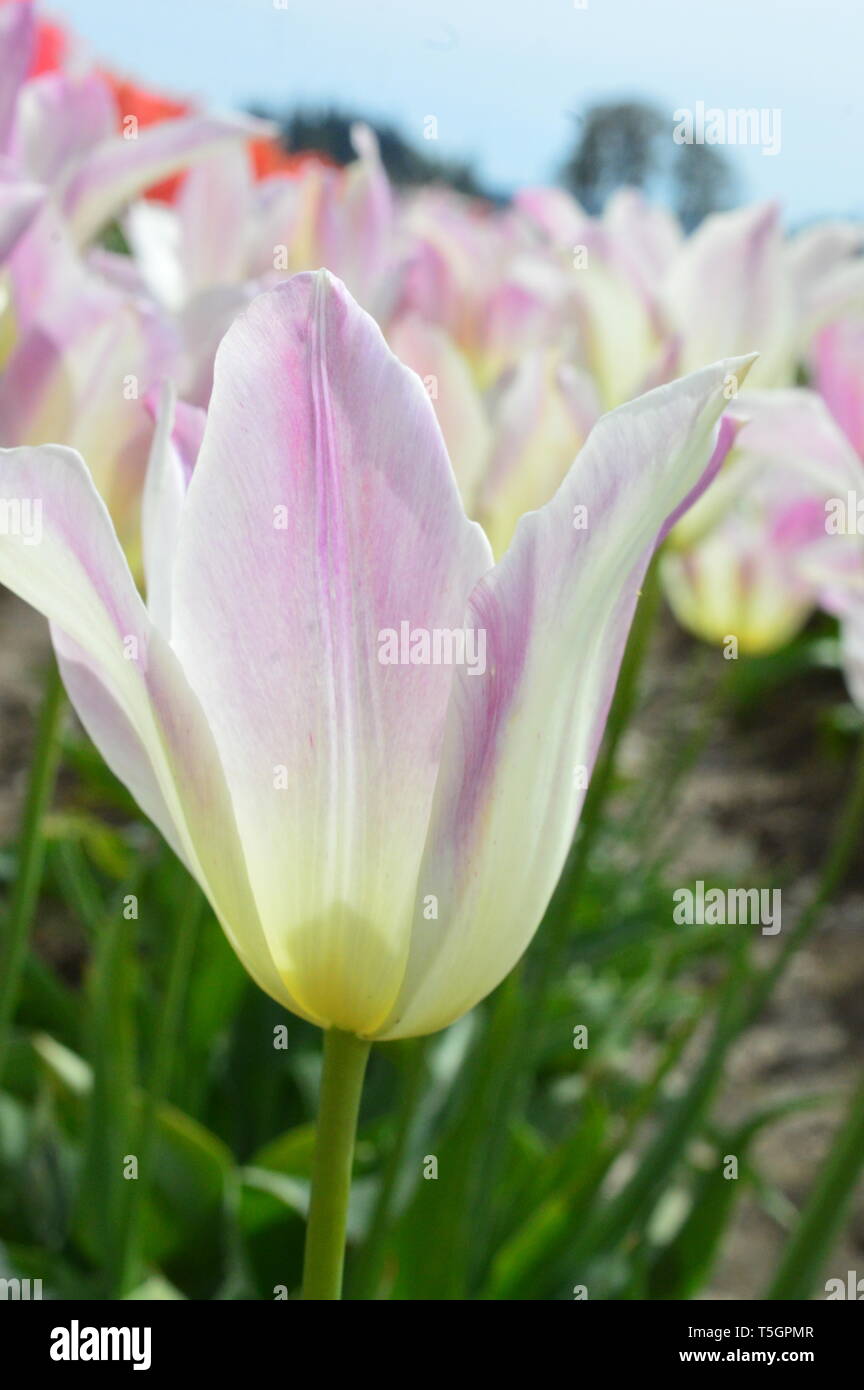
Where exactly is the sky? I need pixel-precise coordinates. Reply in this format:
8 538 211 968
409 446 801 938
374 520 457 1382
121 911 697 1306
52 0 862 225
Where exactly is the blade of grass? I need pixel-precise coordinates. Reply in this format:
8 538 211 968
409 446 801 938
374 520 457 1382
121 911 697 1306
536 731 864 1294
349 1038 426 1299
647 1093 835 1300
532 560 663 999
119 868 204 1293
75 869 142 1296
0 660 65 1082
766 1073 864 1300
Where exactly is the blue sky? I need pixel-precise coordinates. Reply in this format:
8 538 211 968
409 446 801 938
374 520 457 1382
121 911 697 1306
53 0 862 224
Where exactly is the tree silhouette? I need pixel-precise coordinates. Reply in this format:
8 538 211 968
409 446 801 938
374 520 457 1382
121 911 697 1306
248 104 495 200
560 100 737 228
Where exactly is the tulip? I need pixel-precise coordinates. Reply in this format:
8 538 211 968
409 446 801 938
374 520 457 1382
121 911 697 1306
662 203 864 392
0 228 179 556
788 221 864 336
804 315 864 705
0 270 750 1294
396 185 569 390
125 126 391 404
388 313 599 558
662 202 796 388
662 390 863 654
515 185 679 407
0 1 263 549
0 3 264 253
661 516 822 655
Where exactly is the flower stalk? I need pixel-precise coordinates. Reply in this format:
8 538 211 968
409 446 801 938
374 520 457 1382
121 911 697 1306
302 1028 371 1300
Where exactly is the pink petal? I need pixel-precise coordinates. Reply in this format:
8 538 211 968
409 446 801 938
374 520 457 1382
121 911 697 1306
378 354 755 1037
62 113 268 246
0 442 308 1018
663 202 792 386
0 2 33 153
11 72 116 186
170 271 493 1033
0 159 43 263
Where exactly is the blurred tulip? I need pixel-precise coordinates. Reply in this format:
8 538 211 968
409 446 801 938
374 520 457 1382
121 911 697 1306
0 218 179 555
396 186 568 389
662 202 796 388
515 185 677 407
0 3 265 250
125 126 392 402
662 390 863 653
814 317 864 460
387 313 598 557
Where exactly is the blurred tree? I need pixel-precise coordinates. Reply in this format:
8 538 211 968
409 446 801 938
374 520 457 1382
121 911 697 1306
671 138 738 230
561 99 737 228
249 104 496 199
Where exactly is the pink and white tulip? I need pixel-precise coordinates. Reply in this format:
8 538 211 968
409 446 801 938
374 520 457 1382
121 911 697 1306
0 272 750 1037
662 390 863 653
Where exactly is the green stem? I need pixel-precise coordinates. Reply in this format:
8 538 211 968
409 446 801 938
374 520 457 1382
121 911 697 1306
301 1028 371 1300
0 659 64 1080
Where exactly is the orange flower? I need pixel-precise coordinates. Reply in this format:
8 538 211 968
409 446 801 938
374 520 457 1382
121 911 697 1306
99 73 192 200
249 139 337 181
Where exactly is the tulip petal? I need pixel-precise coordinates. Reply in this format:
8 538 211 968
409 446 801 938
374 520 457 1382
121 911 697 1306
378 354 755 1038
663 203 793 386
604 188 682 303
0 269 178 549
315 123 393 310
62 114 266 247
477 351 597 558
0 444 308 1019
177 145 252 293
125 198 185 309
11 73 116 186
661 525 816 654
0 2 33 153
50 622 189 864
0 161 43 263
171 271 493 1033
814 320 864 458
788 222 864 335
142 384 204 634
387 313 491 513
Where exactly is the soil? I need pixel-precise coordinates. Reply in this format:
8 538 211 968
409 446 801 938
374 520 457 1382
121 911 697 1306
625 616 864 1299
